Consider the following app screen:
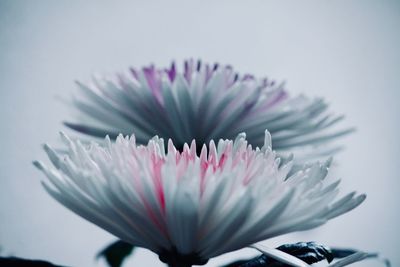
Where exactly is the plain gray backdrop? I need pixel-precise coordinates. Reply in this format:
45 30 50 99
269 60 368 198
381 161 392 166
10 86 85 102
0 1 399 266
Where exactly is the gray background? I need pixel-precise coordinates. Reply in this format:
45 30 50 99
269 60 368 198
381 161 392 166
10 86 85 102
0 1 399 266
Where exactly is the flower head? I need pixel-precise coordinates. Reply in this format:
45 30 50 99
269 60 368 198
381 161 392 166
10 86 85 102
34 131 364 266
65 59 353 161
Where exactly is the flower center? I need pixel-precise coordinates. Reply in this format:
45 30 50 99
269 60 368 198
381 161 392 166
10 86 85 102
158 247 208 267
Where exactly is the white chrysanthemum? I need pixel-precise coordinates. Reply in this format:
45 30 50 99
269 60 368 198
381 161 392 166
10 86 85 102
34 131 364 267
65 59 353 162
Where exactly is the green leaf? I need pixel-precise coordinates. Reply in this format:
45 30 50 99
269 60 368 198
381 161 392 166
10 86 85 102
97 240 135 267
276 242 333 264
222 242 332 267
222 242 389 267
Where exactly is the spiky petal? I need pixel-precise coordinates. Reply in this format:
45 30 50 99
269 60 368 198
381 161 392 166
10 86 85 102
65 60 353 161
34 131 364 266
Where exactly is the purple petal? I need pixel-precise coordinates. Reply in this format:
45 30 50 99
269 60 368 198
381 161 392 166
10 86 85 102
130 68 139 80
143 66 163 105
184 59 194 84
264 89 288 110
196 59 202 71
165 62 176 82
242 74 254 81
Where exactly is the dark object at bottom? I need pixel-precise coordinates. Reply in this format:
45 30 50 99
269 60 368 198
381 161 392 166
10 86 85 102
0 257 66 267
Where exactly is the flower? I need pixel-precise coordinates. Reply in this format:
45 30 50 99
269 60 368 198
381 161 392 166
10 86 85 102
34 131 365 267
65 59 353 162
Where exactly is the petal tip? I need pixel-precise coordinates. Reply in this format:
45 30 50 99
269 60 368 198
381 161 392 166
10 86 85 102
33 160 44 170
